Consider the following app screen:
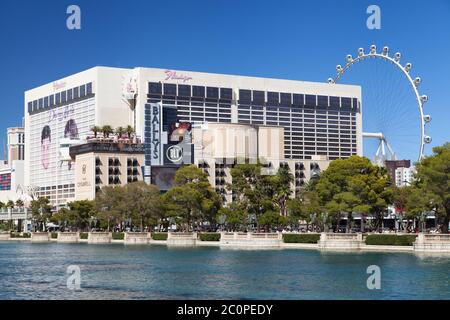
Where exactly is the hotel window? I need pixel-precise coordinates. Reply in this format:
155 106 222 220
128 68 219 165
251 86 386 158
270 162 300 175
267 92 279 105
149 82 162 95
341 97 352 108
330 96 340 107
33 100 38 111
239 89 251 103
61 91 67 103
220 88 232 100
79 85 86 97
86 82 93 95
55 93 61 104
73 87 79 99
317 95 328 107
192 86 205 98
207 87 219 99
44 97 49 108
252 90 264 104
305 95 316 107
280 93 292 106
178 84 191 97
67 89 73 101
38 98 43 109
28 102 32 113
163 83 176 96
49 95 54 106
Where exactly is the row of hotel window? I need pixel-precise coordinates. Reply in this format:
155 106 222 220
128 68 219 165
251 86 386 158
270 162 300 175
28 83 93 114
148 82 359 109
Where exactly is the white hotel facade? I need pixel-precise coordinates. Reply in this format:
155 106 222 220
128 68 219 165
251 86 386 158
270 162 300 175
24 67 362 207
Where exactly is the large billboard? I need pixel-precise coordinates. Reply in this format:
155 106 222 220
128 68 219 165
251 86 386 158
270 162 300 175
29 98 95 190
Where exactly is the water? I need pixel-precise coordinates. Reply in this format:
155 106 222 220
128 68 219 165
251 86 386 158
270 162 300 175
0 242 448 300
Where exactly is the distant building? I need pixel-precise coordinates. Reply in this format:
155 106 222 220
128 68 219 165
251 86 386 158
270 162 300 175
385 160 411 184
0 160 24 203
7 127 25 163
395 166 416 187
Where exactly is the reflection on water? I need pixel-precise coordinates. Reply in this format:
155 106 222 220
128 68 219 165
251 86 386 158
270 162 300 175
0 243 448 300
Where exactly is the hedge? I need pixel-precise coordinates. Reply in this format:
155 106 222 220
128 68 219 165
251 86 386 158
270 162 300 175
112 232 124 240
80 233 88 240
151 232 168 241
282 233 321 244
199 233 221 241
365 234 417 246
10 232 31 239
51 232 58 239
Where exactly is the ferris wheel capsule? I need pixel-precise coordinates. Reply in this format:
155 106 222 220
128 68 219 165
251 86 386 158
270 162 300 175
424 136 432 144
404 63 412 72
358 48 364 56
346 55 353 63
424 115 432 123
414 77 421 87
336 65 343 73
382 46 389 56
327 78 334 84
370 45 377 54
421 95 428 103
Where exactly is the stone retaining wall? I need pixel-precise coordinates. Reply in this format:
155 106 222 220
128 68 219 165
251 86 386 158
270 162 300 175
167 232 197 246
58 232 80 243
31 232 51 243
88 232 112 244
124 232 150 245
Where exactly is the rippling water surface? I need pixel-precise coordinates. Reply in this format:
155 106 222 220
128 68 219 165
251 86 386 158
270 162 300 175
0 242 448 300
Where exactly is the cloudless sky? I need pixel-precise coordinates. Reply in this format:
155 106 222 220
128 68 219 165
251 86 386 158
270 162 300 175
0 0 448 161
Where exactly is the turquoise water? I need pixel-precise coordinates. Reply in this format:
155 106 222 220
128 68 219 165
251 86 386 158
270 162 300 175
0 242 448 300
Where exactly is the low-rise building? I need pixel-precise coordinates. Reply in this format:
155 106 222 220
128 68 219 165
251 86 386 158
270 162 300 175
69 140 145 201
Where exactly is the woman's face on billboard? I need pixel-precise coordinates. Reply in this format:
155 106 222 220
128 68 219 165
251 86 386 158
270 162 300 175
41 126 51 170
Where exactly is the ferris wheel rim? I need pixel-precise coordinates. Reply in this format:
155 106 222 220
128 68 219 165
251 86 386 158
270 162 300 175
327 45 431 162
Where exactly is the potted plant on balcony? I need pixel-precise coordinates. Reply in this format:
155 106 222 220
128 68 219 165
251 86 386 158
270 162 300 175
101 125 113 139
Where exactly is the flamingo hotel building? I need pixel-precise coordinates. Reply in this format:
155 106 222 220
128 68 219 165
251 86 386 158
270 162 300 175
24 67 362 207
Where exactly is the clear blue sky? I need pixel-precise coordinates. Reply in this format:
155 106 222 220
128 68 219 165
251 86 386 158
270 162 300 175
0 0 448 161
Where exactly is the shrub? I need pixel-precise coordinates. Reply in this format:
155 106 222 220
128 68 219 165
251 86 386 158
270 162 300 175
51 232 58 239
151 232 168 241
199 233 221 241
282 233 321 244
112 232 124 240
10 232 31 239
365 234 417 246
80 233 88 240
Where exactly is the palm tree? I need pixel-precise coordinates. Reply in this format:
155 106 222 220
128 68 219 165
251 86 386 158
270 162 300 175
6 200 15 209
15 199 24 208
101 125 113 138
115 126 125 139
91 126 101 138
125 125 134 139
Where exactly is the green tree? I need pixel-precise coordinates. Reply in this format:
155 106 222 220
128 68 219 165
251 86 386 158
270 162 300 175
315 156 393 232
413 143 450 233
125 182 162 231
228 162 278 231
219 203 247 231
30 197 53 231
95 186 126 231
163 165 222 231
6 200 14 209
66 200 96 231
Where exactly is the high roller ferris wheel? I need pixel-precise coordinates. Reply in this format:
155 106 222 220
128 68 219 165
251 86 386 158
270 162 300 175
327 45 432 166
